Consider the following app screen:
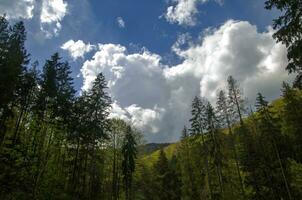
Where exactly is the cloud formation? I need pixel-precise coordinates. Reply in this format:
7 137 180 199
0 0 68 38
165 0 206 26
0 0 35 20
40 0 68 38
81 20 292 142
164 0 223 26
117 17 125 28
61 40 95 60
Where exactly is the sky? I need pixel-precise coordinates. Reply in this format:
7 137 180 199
0 0 294 142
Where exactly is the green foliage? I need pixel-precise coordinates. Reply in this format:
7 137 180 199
265 0 302 88
122 126 138 200
1 7 302 199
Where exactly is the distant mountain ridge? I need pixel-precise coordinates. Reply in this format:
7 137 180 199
138 143 171 155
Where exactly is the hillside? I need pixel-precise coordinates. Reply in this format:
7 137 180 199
137 143 171 155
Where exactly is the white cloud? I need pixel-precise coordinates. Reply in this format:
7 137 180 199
40 0 68 38
61 40 96 60
165 0 207 26
81 20 293 142
0 0 35 20
117 17 125 28
0 0 68 38
164 0 223 26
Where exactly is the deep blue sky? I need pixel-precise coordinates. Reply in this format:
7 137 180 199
20 0 279 90
2 0 288 142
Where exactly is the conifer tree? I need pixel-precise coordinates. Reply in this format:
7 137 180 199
154 149 171 200
0 19 29 143
227 76 245 125
0 16 11 112
216 90 244 196
206 102 224 198
227 76 248 197
189 96 213 199
281 83 302 161
255 92 293 200
181 125 188 139
122 125 137 200
86 73 111 198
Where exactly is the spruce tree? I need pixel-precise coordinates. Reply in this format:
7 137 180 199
122 125 137 200
189 96 213 199
227 76 245 125
181 125 188 139
255 92 293 200
216 90 244 197
282 83 302 161
189 96 206 135
206 102 224 198
0 16 11 112
154 149 171 200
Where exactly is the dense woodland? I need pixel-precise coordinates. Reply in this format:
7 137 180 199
1 0 302 199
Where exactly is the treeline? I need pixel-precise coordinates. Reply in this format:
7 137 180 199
132 0 302 198
0 16 139 200
134 76 302 200
1 0 302 199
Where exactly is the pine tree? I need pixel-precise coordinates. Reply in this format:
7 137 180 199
110 119 128 200
87 72 111 141
255 92 293 200
189 96 213 199
179 126 198 199
189 96 207 135
281 83 302 161
227 76 245 125
154 149 171 200
206 102 224 199
181 125 188 139
0 16 11 112
216 90 244 197
86 73 111 198
55 59 75 124
122 125 137 200
169 154 182 200
227 76 248 198
0 19 29 144
12 63 39 144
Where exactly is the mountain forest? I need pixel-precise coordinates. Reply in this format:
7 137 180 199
1 0 302 199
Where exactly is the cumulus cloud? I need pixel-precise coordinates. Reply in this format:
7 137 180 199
0 0 35 20
81 20 292 142
40 0 68 38
164 0 223 26
0 0 68 38
165 0 204 26
61 40 96 60
117 17 125 28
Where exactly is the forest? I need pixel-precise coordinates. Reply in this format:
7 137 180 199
0 0 302 199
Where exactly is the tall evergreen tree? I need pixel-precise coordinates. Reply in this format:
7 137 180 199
216 90 245 197
227 76 245 125
181 125 188 139
86 73 111 199
206 103 224 199
281 83 302 161
0 16 11 112
122 125 137 200
255 92 293 200
189 96 213 199
189 96 206 135
0 19 29 143
154 149 172 200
